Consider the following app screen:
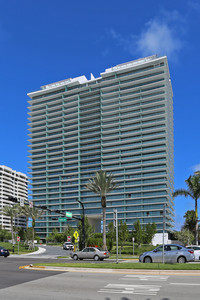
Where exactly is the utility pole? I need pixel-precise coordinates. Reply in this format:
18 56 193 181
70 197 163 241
77 200 85 249
162 204 166 264
113 209 118 264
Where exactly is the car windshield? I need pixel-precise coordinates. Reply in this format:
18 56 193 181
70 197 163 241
97 248 103 251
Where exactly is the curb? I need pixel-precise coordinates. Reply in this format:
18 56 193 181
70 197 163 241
21 265 200 276
23 247 46 256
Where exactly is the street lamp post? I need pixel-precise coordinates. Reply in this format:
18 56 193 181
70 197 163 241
77 200 85 249
162 204 166 264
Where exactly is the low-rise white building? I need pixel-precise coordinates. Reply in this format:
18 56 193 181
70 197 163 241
0 165 28 230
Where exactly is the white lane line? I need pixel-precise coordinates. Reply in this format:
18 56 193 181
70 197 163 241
98 283 161 296
122 275 169 281
170 283 200 286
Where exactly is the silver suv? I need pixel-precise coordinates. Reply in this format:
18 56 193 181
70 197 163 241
63 242 74 251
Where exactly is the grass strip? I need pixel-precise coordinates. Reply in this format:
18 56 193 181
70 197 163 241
33 262 200 270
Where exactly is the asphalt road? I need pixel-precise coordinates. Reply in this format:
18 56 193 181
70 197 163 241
1 246 200 299
11 245 121 263
1 256 200 300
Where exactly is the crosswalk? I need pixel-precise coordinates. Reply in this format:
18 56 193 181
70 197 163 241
99 283 162 296
98 274 168 296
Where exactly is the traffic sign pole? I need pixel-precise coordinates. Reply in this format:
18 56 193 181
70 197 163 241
17 236 20 255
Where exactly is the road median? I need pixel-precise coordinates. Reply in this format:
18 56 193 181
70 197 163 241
21 264 200 276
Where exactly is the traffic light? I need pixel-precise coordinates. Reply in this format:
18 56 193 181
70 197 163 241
40 205 47 210
8 196 18 203
55 210 61 214
52 217 58 220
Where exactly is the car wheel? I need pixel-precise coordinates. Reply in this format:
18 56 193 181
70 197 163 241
94 255 100 261
73 254 78 260
177 256 186 263
144 256 152 263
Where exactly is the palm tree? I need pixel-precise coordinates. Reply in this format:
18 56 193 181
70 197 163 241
85 170 118 250
173 174 200 245
20 205 44 247
1 204 19 250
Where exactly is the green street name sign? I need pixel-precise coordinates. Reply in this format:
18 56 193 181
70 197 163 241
58 217 67 222
66 212 72 218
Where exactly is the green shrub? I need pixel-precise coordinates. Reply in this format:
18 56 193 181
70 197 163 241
111 244 155 255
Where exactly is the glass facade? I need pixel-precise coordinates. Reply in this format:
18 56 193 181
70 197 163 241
28 55 174 238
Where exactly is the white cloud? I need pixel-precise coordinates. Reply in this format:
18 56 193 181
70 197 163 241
109 10 184 60
192 163 200 172
188 1 200 12
136 19 182 59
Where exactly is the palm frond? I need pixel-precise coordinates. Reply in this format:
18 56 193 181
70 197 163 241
173 189 194 199
85 170 118 198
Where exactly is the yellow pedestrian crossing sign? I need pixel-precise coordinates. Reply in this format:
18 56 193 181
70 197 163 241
73 231 79 239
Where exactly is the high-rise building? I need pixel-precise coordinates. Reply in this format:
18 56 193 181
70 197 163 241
0 165 28 230
28 55 174 239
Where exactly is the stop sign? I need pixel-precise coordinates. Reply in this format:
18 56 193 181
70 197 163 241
67 236 71 242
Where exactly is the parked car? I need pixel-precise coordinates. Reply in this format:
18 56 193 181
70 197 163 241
0 246 10 257
63 242 74 251
70 247 110 261
139 244 194 263
186 245 200 261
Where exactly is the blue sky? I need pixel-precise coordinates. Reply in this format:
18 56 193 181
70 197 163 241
0 0 200 230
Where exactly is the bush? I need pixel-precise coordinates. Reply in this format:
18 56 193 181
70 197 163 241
111 244 155 255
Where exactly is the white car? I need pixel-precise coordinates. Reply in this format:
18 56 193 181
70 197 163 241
186 245 200 261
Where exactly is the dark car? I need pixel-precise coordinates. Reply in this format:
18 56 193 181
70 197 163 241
0 246 10 257
63 242 74 250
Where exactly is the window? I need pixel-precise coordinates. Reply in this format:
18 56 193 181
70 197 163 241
89 248 95 252
83 248 89 252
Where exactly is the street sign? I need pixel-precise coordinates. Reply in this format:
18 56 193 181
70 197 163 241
20 198 24 207
73 231 79 239
58 217 67 222
66 212 72 218
67 236 71 242
17 236 20 242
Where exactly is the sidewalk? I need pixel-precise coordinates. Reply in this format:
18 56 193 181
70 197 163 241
11 247 46 257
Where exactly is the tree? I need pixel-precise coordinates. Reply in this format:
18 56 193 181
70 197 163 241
85 170 118 250
183 210 196 234
118 220 129 251
19 205 44 248
174 229 194 245
133 220 144 247
143 223 157 244
0 204 19 250
0 228 12 242
63 225 75 242
173 174 200 245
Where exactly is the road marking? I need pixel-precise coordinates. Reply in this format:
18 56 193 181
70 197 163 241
98 283 161 296
122 275 169 281
170 283 200 286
